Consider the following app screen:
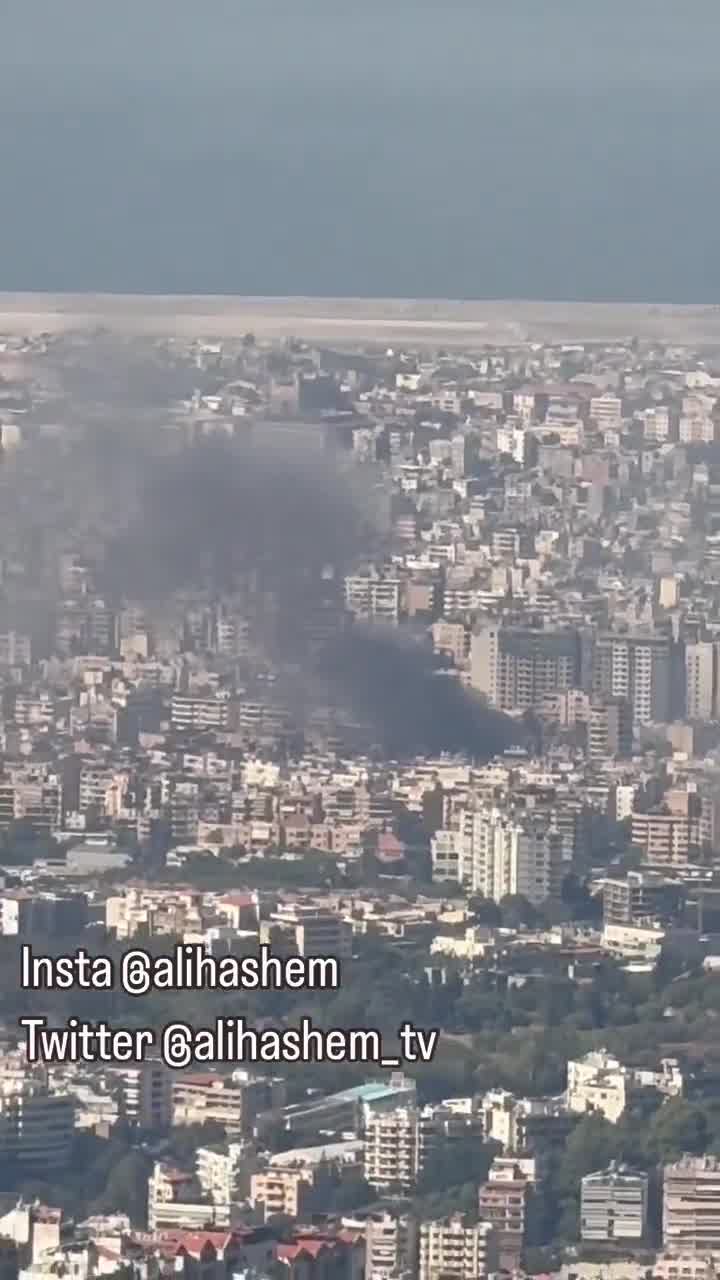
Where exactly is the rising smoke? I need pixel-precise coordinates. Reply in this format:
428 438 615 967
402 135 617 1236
104 430 375 602
3 387 516 760
102 431 517 760
319 623 516 759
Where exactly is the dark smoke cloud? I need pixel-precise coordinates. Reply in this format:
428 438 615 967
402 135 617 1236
104 431 378 601
319 624 517 759
2 344 515 761
47 333 200 410
101 431 515 759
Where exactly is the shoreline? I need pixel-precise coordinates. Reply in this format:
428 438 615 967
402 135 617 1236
0 291 719 345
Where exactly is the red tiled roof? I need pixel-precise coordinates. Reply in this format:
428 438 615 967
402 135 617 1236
165 1231 235 1258
278 1242 329 1261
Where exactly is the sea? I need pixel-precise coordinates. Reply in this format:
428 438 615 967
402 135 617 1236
1 0 718 303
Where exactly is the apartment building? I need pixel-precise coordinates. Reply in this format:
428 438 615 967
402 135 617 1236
453 807 559 905
250 1167 315 1220
171 691 231 732
477 1161 528 1270
196 1143 248 1209
481 1089 575 1155
653 1256 717 1280
12 690 55 728
593 633 671 727
0 1076 74 1172
631 811 694 869
685 641 720 721
581 1163 648 1243
112 1060 173 1131
147 1163 225 1232
0 891 88 938
264 904 353 961
364 1106 438 1193
105 886 206 940
344 574 403 624
364 1211 418 1280
566 1051 628 1124
0 765 63 833
173 1073 268 1135
588 696 633 759
419 1215 498 1280
0 632 31 666
471 625 581 713
431 620 469 668
601 922 665 965
663 1156 720 1255
77 765 118 818
643 406 671 443
603 872 682 926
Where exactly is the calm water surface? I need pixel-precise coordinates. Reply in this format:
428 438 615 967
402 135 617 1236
0 0 718 302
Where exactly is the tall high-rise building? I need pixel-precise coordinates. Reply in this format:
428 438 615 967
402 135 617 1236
471 626 581 712
460 808 559 905
685 640 720 721
593 633 671 726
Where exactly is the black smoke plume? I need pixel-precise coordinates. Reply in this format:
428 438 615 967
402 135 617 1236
104 431 377 603
100 432 517 759
319 623 517 760
8 408 514 761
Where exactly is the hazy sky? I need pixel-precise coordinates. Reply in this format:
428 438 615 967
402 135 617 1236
1 0 718 301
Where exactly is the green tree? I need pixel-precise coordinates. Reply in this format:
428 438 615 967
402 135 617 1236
90 1150 152 1225
417 1136 496 1195
499 894 540 929
647 1099 708 1162
468 896 502 926
168 1122 226 1164
556 1114 620 1198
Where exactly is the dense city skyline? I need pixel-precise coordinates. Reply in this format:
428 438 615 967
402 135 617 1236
1 319 720 1279
3 2 720 1277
